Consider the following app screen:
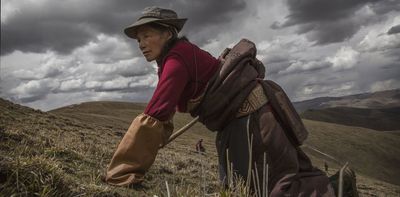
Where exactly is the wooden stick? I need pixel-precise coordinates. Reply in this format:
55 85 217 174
160 116 199 148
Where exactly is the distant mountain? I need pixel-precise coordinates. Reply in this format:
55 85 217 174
301 107 400 131
293 89 400 113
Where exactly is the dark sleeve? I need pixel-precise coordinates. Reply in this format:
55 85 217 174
144 56 189 121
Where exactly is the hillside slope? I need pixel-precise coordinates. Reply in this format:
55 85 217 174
301 107 400 131
50 101 147 130
0 99 219 196
303 119 400 185
49 101 210 137
1 99 400 196
51 101 400 186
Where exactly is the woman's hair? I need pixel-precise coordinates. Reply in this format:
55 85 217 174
148 22 188 63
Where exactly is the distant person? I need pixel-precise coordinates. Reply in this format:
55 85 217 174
104 6 337 196
325 161 329 172
196 139 205 153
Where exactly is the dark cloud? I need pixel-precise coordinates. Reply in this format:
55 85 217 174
299 19 361 44
1 0 246 56
1 1 108 55
1 20 94 55
388 24 400 34
283 0 374 25
262 54 332 77
369 0 400 15
13 94 47 103
272 0 399 45
265 61 291 76
387 48 400 61
270 21 280 30
381 62 400 70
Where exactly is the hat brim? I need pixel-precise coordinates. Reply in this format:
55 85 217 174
124 17 187 39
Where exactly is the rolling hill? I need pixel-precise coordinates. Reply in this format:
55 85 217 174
293 89 400 113
50 101 147 130
1 98 400 196
301 106 400 131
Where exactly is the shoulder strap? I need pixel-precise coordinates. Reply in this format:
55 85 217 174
261 80 308 146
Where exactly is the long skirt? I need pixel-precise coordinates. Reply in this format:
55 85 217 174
216 103 336 196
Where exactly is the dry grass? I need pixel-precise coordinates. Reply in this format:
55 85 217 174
1 98 400 196
303 119 400 185
0 99 235 196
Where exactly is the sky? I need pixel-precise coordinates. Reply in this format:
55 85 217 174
1 0 399 111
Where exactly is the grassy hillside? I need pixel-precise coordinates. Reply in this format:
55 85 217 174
303 119 400 185
293 89 400 113
49 101 211 140
50 101 147 131
1 99 219 196
301 107 400 131
2 99 400 196
51 101 400 185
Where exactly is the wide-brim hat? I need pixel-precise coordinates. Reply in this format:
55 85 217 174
124 7 187 39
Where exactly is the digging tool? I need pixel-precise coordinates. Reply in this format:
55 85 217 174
160 116 199 148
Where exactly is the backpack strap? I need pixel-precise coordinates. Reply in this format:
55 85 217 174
261 80 308 146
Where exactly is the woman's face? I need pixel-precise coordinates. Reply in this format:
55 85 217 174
136 25 172 62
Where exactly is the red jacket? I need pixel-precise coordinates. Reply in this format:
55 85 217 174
144 40 220 121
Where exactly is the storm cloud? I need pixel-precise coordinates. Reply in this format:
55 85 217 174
1 0 246 56
272 0 400 45
388 24 400 34
1 0 399 110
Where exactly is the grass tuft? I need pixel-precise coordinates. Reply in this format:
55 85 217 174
0 156 76 196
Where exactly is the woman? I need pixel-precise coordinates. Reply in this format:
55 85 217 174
105 6 220 186
105 6 336 196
